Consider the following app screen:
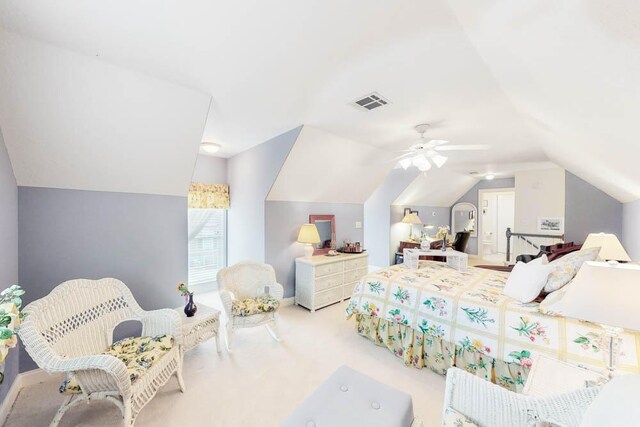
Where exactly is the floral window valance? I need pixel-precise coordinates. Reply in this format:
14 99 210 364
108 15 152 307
188 182 229 209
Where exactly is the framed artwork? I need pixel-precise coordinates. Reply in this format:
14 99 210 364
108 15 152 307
403 208 411 217
410 210 419 216
538 217 564 233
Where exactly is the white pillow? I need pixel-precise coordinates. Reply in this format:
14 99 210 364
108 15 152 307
503 255 551 303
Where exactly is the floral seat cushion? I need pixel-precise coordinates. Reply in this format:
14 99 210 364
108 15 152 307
60 334 174 394
231 294 280 317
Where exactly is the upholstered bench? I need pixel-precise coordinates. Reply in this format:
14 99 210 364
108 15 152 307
281 365 422 427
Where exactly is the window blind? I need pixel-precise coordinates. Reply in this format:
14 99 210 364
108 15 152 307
188 209 226 288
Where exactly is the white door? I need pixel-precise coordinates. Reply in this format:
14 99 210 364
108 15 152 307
496 192 515 254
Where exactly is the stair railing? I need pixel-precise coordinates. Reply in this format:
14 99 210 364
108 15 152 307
505 228 565 263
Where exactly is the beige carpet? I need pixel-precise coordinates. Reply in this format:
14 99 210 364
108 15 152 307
5 293 445 426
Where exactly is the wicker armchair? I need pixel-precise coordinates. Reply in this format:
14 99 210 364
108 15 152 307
19 278 185 426
217 262 284 350
442 368 601 427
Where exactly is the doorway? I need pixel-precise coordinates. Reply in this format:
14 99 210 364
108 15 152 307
478 188 515 263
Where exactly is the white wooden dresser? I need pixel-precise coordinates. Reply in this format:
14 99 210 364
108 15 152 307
295 253 368 312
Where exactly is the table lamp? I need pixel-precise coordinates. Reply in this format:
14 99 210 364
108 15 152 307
582 233 631 262
297 224 321 259
562 261 640 378
401 213 423 241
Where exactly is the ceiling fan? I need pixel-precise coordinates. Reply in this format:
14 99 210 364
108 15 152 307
396 124 491 172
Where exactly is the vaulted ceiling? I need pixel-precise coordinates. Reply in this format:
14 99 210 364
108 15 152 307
0 1 637 201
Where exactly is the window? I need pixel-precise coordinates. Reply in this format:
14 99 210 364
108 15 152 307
188 209 226 289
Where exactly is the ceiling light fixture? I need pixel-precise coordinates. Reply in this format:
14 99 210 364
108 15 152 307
426 150 448 168
200 142 221 154
485 174 495 180
417 162 431 172
411 154 428 167
399 158 412 170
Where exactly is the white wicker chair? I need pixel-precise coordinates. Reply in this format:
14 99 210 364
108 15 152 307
442 368 601 427
217 262 284 350
18 278 185 427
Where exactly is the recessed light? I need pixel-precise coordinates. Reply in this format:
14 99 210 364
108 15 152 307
200 142 221 154
485 174 495 180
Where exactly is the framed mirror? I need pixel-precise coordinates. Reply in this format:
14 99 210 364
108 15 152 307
451 202 477 237
309 215 335 255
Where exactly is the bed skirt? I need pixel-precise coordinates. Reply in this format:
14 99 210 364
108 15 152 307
353 314 529 392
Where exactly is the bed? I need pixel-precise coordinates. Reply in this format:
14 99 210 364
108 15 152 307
345 261 640 391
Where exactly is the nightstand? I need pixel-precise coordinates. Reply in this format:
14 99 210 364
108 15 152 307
523 355 606 397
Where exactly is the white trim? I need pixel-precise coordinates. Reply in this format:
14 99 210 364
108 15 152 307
0 368 64 424
281 297 294 307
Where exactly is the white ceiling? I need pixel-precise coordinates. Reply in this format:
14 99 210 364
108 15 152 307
0 1 638 201
267 126 393 204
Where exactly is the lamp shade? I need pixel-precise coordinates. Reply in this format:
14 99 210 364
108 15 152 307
562 261 640 331
401 213 423 225
582 233 630 261
297 224 321 244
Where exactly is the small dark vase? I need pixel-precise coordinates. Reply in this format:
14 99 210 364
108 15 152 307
441 237 447 252
184 293 197 317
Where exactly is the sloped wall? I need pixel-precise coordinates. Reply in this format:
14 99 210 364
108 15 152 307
565 171 622 243
227 127 300 265
192 155 227 184
364 168 419 268
0 129 19 403
623 200 640 261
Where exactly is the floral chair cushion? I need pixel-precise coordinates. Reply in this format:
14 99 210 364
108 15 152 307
442 407 479 427
59 334 174 394
231 294 280 317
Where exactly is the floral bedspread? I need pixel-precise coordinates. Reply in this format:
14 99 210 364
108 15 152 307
346 262 640 373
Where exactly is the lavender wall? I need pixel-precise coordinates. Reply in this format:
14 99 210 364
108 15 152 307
564 171 622 243
623 200 640 261
226 127 300 266
364 169 419 268
192 154 227 184
0 129 19 402
265 201 363 297
18 187 188 372
453 178 516 254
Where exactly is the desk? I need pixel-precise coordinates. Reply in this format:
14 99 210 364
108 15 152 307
403 248 468 271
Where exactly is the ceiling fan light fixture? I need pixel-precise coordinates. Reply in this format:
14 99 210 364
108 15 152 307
417 162 431 172
399 158 412 170
200 142 221 154
411 154 428 167
432 154 448 168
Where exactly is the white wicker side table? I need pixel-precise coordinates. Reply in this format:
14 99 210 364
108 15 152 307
174 304 222 354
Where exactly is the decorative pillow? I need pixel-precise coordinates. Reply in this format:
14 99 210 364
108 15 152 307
59 334 174 394
442 407 479 427
503 255 551 303
542 247 600 294
231 294 280 317
538 282 572 316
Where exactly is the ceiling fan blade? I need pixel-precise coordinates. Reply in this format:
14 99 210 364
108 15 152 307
427 139 449 147
434 145 491 151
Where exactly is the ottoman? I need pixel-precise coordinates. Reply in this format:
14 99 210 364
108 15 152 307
281 365 421 427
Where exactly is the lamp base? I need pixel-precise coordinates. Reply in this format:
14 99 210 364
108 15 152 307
601 325 623 379
303 244 315 259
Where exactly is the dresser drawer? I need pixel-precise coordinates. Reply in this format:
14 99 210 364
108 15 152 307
344 257 368 271
314 286 343 309
315 262 343 278
343 281 358 298
315 273 343 292
343 267 368 283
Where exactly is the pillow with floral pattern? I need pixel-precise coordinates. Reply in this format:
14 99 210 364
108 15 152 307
542 246 600 293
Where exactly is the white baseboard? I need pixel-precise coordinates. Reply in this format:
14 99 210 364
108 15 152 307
281 297 294 307
0 368 63 424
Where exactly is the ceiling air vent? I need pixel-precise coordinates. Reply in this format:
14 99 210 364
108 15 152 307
353 92 390 111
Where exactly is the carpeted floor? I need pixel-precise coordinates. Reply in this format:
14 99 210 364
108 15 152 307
5 293 445 426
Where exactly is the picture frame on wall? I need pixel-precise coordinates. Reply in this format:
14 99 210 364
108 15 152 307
538 217 564 233
403 208 411 217
410 210 419 216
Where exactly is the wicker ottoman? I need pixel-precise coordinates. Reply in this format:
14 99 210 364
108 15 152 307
174 304 221 353
281 366 421 427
